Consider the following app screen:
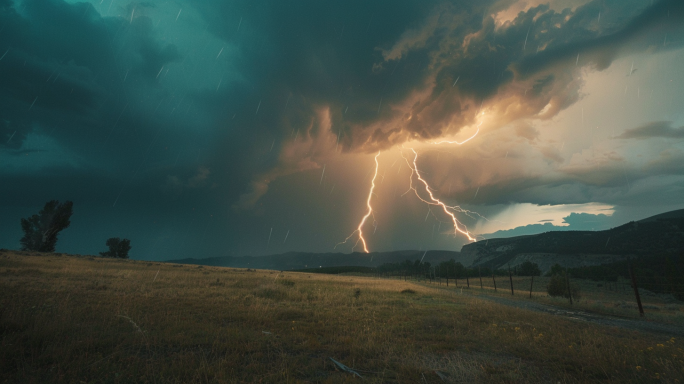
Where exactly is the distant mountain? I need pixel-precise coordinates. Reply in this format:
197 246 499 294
167 209 684 273
166 250 467 271
461 209 684 273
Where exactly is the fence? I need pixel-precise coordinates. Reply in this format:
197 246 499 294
374 264 684 317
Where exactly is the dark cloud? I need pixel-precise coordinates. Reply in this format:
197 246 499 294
516 0 684 76
0 0 184 155
616 121 684 140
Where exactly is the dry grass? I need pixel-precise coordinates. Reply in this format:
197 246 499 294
1 250 683 383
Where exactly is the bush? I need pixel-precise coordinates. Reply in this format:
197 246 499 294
547 272 581 300
100 238 131 259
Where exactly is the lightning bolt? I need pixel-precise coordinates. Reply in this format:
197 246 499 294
336 112 485 252
398 112 490 242
430 112 484 145
403 148 476 241
336 152 380 253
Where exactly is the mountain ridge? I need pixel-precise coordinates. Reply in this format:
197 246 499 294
462 208 684 272
166 209 684 272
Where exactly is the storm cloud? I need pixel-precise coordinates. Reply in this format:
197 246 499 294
1 0 683 258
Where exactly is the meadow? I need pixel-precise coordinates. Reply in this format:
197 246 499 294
1 250 683 383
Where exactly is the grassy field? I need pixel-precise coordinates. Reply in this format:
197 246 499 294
1 251 683 383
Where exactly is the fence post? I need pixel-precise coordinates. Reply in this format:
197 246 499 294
629 263 645 317
492 273 497 292
565 269 573 305
479 267 483 290
466 273 470 288
446 266 449 287
508 265 514 295
529 276 534 298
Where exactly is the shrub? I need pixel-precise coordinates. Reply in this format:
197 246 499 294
547 273 581 300
100 238 131 259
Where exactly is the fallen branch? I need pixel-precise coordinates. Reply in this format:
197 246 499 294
117 315 146 340
329 357 363 379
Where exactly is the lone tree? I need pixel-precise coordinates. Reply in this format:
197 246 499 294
100 238 131 259
20 200 74 252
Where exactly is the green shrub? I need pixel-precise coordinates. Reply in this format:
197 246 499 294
547 273 581 300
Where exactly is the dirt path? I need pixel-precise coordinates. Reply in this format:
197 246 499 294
463 291 684 337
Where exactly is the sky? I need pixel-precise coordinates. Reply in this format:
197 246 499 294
1 0 683 260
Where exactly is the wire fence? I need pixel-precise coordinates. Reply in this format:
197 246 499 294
374 264 684 317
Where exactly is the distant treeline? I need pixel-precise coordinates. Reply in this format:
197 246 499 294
292 266 376 274
292 259 542 278
567 253 684 300
374 259 542 278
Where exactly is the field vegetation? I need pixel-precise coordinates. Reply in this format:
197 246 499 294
1 250 683 383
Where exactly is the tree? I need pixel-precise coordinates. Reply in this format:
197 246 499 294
438 259 466 278
517 261 541 276
20 200 74 252
100 238 132 259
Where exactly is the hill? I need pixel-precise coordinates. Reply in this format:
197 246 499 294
166 250 468 270
462 209 684 273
